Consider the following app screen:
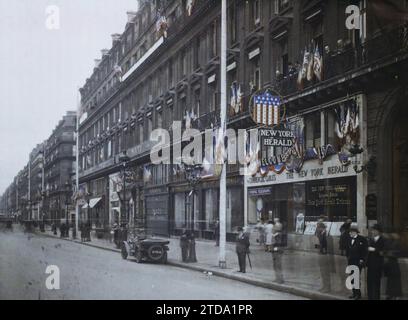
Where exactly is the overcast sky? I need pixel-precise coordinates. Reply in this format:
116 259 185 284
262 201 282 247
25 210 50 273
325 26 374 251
0 0 138 194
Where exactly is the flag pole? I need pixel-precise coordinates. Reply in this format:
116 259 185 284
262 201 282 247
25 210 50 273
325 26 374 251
218 0 227 269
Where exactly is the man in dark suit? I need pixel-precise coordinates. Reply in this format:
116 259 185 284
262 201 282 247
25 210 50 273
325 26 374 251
236 226 250 273
346 227 368 300
367 224 385 300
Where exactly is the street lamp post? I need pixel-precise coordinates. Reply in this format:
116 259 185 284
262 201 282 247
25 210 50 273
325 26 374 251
65 181 71 237
182 163 203 234
219 0 227 269
119 151 130 227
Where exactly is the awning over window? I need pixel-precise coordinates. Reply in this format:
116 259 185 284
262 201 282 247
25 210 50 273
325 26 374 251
82 197 102 209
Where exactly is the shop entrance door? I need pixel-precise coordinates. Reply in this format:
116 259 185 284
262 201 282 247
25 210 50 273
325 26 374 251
393 108 408 253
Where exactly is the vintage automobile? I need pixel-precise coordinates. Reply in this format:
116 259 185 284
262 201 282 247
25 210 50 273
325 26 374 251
121 231 170 264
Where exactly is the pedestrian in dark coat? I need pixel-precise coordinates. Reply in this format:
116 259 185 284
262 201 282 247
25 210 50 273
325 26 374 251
315 217 327 254
187 231 197 263
180 229 189 262
367 224 385 300
214 220 220 247
85 220 92 242
383 233 403 300
346 227 368 300
339 219 352 256
236 226 250 273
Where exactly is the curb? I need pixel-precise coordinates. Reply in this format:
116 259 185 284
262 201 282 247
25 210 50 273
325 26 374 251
166 261 344 300
35 231 344 300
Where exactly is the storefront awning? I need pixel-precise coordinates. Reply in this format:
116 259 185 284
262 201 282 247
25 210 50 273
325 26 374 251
82 197 102 209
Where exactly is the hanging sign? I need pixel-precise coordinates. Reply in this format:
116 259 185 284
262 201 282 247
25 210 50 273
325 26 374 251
250 89 286 127
260 127 295 147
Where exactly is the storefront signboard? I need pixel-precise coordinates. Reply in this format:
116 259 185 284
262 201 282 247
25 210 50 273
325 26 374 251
248 187 272 197
260 128 295 147
323 222 333 235
304 222 317 235
247 157 355 187
329 222 343 236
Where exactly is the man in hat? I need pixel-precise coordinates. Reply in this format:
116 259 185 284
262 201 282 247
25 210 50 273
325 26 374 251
346 227 368 300
367 224 385 300
236 226 250 273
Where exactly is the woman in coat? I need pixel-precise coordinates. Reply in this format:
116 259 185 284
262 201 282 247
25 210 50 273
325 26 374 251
264 221 274 252
180 229 189 262
383 233 403 300
339 219 352 256
187 231 197 263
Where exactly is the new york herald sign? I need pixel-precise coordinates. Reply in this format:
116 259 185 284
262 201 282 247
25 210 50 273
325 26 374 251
260 128 294 147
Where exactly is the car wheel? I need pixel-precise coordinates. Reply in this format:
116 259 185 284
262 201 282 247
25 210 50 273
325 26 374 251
121 244 128 260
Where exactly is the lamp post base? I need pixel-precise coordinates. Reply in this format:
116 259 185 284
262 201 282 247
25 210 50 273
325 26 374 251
218 260 227 269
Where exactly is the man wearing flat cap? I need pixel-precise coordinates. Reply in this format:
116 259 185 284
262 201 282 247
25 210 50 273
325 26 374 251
367 224 385 300
346 227 368 300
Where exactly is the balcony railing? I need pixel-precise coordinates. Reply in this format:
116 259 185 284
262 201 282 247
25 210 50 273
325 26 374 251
167 0 215 37
273 24 408 97
192 111 219 132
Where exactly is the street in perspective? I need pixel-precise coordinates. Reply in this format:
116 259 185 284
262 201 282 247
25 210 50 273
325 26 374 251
1 0 408 302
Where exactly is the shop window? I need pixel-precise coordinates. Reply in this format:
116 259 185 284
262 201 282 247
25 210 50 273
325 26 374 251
305 112 321 148
204 189 218 230
305 177 357 221
227 188 244 232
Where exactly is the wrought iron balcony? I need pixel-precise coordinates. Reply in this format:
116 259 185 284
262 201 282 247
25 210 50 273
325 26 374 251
272 24 408 98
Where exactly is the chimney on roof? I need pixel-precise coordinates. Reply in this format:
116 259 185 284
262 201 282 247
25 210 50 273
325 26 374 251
111 33 121 45
127 11 138 24
94 59 101 68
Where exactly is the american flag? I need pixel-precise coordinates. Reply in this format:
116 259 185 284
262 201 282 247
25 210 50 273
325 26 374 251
253 93 281 126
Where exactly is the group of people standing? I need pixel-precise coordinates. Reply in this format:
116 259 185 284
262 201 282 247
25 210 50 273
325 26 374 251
256 218 284 252
341 223 402 300
80 221 92 242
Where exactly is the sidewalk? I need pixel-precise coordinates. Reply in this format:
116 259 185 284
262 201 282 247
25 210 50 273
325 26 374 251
36 227 407 300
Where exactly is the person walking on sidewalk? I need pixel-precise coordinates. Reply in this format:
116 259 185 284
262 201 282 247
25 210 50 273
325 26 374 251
315 216 327 254
187 230 197 263
265 220 274 252
340 219 352 256
272 217 283 249
383 232 403 300
270 218 284 283
367 224 385 300
180 229 189 262
256 219 266 247
236 226 250 273
214 219 220 247
346 227 368 300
